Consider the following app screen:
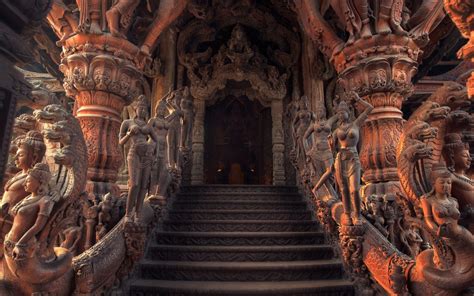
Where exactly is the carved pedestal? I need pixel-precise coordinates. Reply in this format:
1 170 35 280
61 35 145 195
334 36 420 197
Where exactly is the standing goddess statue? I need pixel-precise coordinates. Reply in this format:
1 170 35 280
119 95 159 223
332 92 373 225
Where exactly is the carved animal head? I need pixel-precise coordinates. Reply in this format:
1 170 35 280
428 82 469 110
34 104 69 124
406 121 438 142
13 113 38 134
43 120 71 145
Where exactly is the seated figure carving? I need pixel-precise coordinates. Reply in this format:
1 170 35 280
414 164 474 293
443 133 474 232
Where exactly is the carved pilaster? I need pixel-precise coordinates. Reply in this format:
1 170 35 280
191 99 205 185
443 0 474 98
60 36 146 195
271 100 286 185
336 47 419 197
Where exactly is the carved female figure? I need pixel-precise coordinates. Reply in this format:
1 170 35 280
166 89 185 170
332 93 373 225
149 100 171 199
330 0 372 44
292 95 315 164
412 164 474 296
421 166 463 235
442 133 474 232
1 131 46 216
4 163 72 284
119 95 159 223
304 109 338 194
106 0 140 38
180 87 194 151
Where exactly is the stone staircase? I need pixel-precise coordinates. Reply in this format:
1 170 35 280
129 185 354 296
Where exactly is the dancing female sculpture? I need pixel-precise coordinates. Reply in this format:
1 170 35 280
332 92 373 226
4 163 72 285
304 110 338 194
292 95 315 165
119 95 159 223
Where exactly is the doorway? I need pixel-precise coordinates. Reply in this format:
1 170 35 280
204 96 272 184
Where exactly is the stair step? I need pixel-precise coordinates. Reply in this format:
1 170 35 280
176 192 303 201
163 220 319 232
167 210 312 220
129 279 355 296
146 244 335 261
172 200 307 210
155 231 326 246
138 259 345 281
179 185 299 194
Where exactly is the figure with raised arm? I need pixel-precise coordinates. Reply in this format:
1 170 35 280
119 95 159 223
304 105 338 194
332 92 373 225
149 99 171 200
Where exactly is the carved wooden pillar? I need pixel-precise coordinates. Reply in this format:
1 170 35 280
271 100 286 185
60 35 145 195
191 99 205 185
444 0 474 98
334 37 420 197
294 0 436 198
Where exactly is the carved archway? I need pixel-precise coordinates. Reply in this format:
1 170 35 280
177 10 301 184
178 21 299 185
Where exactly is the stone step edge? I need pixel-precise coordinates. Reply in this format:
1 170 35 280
130 279 353 294
168 209 311 213
147 244 333 252
139 259 343 270
163 220 317 224
173 200 307 204
154 231 325 237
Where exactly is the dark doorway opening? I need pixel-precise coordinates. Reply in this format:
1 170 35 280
204 96 272 184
